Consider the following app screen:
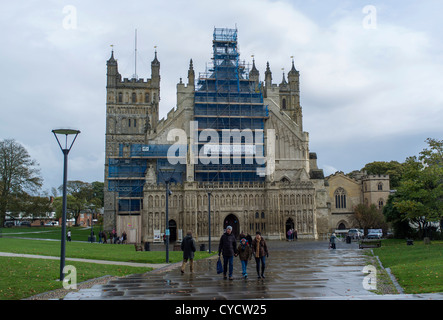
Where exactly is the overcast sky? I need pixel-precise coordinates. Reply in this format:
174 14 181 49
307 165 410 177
1 0 442 194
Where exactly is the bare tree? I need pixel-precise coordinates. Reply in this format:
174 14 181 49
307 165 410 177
0 139 42 225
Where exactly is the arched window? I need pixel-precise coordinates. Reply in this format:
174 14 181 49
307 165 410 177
132 92 137 103
118 92 123 103
378 182 383 191
282 98 287 109
334 187 347 209
145 93 150 103
378 198 384 209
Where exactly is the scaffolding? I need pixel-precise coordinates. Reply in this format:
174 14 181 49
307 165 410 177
107 144 186 213
194 27 267 183
106 28 269 214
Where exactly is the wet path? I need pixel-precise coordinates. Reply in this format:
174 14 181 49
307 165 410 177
64 239 377 300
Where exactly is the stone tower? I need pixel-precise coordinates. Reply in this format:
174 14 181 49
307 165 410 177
103 49 160 230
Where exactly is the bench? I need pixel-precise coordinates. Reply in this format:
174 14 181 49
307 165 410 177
359 239 381 249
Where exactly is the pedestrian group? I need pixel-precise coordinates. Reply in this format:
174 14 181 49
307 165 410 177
180 226 270 280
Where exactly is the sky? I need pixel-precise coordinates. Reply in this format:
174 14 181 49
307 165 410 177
1 0 442 195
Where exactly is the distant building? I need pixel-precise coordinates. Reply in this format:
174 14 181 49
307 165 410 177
326 171 390 231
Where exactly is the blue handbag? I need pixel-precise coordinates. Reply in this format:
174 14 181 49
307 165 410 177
216 257 223 274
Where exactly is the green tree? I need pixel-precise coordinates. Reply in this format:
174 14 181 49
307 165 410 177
362 160 404 189
54 180 104 226
0 139 43 225
386 139 443 238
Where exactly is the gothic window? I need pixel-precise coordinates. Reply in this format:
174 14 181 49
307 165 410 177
334 187 347 209
118 92 123 103
134 119 137 127
132 92 137 103
255 212 259 219
378 199 384 209
378 182 383 191
261 212 265 219
128 119 131 127
145 93 150 103
282 98 287 109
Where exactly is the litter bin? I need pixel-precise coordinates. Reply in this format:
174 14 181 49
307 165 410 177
144 242 150 251
200 244 206 251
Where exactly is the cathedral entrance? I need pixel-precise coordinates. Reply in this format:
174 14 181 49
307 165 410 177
285 218 295 240
169 219 177 242
224 214 240 239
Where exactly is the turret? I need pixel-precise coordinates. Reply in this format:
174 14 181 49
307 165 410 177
265 62 272 88
187 59 195 88
249 58 260 92
278 59 303 130
287 59 300 92
151 50 160 87
107 49 121 88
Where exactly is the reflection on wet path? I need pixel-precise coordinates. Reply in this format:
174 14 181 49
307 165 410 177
93 240 376 300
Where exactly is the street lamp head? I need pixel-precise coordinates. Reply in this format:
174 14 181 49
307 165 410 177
52 129 81 135
52 128 80 152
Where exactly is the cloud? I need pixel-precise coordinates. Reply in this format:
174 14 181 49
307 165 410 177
0 1 442 193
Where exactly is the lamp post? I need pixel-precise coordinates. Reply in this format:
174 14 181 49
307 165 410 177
52 129 80 281
165 180 171 263
208 191 211 253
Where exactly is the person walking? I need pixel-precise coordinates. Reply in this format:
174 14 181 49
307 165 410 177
329 233 337 249
251 231 268 279
180 231 196 274
237 238 252 279
67 229 72 242
218 226 238 280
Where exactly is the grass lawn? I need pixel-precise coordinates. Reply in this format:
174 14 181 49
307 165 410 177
0 256 151 300
1 225 102 241
0 234 216 300
373 239 443 294
0 237 214 263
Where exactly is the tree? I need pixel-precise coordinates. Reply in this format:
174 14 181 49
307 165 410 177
386 139 443 238
352 203 388 234
54 180 104 226
362 160 404 189
0 139 43 225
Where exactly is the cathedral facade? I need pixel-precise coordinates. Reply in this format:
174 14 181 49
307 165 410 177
104 28 333 244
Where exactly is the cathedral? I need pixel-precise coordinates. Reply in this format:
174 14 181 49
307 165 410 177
103 28 388 244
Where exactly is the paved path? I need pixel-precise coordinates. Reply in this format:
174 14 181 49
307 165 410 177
62 239 405 300
4 239 441 300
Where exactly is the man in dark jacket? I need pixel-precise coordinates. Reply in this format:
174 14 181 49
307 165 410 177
218 226 238 280
181 231 196 273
